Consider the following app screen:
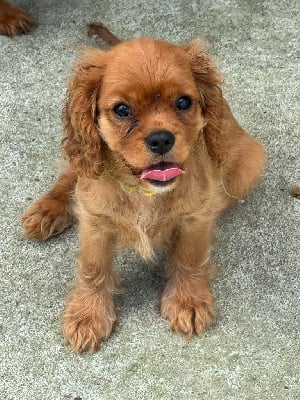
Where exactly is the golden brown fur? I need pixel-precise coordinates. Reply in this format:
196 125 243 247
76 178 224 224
0 0 34 36
22 28 265 352
291 186 300 198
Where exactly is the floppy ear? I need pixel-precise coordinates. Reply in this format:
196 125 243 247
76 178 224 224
183 40 225 165
62 48 107 178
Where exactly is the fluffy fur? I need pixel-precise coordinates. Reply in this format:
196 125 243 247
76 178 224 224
0 0 34 36
22 26 265 352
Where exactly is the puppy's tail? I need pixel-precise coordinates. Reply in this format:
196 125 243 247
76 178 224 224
87 22 121 46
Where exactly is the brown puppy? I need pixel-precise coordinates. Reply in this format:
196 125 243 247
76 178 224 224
22 24 266 352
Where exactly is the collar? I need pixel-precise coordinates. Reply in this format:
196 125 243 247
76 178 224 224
103 170 156 197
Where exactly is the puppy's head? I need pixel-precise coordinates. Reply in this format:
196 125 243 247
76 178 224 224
63 38 222 191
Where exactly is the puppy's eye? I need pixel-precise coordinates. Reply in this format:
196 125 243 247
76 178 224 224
175 96 192 111
113 103 132 118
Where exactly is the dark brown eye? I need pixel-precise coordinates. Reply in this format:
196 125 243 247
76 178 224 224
175 96 192 111
113 103 132 118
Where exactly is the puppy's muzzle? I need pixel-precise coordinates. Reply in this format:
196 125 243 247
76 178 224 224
144 130 175 155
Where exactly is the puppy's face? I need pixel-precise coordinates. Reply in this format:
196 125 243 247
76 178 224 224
63 38 222 188
97 39 204 191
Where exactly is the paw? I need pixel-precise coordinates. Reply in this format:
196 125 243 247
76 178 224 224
22 195 73 241
62 289 117 353
160 282 214 336
0 2 34 36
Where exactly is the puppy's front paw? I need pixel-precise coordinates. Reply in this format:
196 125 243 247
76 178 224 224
62 288 117 353
22 195 72 241
160 280 214 336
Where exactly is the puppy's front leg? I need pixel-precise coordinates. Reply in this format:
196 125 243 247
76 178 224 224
161 217 215 336
63 216 117 352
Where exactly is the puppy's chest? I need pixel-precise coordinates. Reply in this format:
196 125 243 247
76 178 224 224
109 198 175 259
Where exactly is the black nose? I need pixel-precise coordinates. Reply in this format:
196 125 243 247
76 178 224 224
144 130 175 155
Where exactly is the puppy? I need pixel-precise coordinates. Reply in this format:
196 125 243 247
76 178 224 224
22 23 266 352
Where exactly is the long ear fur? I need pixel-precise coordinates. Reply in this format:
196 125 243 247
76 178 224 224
62 48 107 178
183 40 225 165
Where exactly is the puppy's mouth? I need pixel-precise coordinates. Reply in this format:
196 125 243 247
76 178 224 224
140 162 184 186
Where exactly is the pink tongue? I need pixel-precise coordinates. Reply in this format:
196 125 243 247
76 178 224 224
141 165 184 182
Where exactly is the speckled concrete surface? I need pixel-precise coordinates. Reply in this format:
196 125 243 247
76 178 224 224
0 1 299 399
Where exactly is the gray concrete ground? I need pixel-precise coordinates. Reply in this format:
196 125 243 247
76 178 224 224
0 0 299 399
